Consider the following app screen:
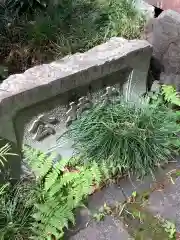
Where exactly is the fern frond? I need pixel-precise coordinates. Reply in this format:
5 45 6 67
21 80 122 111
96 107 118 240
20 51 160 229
44 170 59 191
54 158 70 171
36 155 53 179
162 85 180 106
26 147 103 239
44 225 63 239
59 171 79 188
100 161 110 180
90 161 102 185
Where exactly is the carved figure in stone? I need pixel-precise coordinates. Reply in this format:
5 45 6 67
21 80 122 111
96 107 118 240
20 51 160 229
33 124 55 141
66 102 77 127
28 114 56 141
101 86 117 104
77 96 92 114
29 114 44 134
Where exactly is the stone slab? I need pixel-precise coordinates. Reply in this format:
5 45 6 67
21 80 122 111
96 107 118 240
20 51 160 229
147 176 180 231
0 37 152 144
69 215 132 240
0 38 151 120
68 160 179 240
0 37 152 180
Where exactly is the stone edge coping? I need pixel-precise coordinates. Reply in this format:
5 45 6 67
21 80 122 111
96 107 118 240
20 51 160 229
0 37 152 116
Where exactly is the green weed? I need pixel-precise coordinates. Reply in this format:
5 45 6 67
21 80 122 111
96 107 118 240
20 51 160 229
93 203 112 222
162 220 176 239
162 85 180 106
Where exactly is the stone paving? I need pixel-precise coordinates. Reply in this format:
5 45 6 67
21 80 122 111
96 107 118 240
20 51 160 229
68 161 179 240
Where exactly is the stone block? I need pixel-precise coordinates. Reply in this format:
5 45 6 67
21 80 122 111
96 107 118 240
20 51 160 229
0 37 152 180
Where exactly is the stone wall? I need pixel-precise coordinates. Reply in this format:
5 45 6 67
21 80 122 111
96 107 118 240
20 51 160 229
0 37 152 181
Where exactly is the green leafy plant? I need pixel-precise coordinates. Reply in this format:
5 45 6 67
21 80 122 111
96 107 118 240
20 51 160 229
0 182 34 240
162 85 180 106
176 170 180 177
0 142 17 168
24 147 102 239
65 101 180 177
93 211 106 222
162 220 176 239
93 203 111 222
0 0 144 79
5 0 47 16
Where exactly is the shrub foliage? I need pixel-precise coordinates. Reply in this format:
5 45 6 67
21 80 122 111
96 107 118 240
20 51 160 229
24 147 102 239
162 85 180 106
0 0 144 78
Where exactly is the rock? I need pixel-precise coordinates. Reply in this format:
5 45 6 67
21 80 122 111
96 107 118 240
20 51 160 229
145 10 180 90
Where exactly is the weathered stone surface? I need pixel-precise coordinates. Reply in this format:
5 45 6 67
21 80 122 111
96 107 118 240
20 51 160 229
0 37 152 180
145 10 180 88
0 38 151 116
0 37 152 143
68 160 179 240
147 176 180 231
70 216 132 240
0 38 151 142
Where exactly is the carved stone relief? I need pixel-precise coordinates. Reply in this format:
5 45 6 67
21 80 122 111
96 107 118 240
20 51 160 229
27 86 120 141
101 86 118 104
65 102 78 127
77 94 92 115
28 114 57 141
65 86 119 127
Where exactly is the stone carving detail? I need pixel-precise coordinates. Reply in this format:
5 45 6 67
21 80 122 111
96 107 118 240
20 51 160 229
77 94 92 114
66 102 77 127
101 86 117 104
66 87 119 126
28 114 56 141
66 93 93 126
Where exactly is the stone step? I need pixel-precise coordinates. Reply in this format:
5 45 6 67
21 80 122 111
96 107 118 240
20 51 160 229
147 176 179 231
68 160 179 239
70 215 132 240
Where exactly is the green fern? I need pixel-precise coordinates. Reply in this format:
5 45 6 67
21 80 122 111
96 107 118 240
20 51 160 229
162 85 180 106
24 147 102 240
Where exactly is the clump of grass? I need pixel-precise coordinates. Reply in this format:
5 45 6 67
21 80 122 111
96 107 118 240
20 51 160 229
67 101 180 177
0 182 34 240
0 0 145 78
